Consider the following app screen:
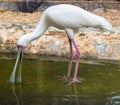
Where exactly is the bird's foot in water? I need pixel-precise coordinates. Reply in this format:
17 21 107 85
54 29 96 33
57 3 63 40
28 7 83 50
66 78 82 85
57 74 71 82
57 75 82 85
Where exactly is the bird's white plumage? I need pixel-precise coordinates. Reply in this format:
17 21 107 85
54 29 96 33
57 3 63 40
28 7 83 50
17 4 112 47
11 4 113 84
45 4 111 29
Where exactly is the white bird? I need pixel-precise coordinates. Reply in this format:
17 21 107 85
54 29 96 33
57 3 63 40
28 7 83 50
9 4 112 84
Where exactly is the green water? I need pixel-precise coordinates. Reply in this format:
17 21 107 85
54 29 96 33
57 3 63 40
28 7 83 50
0 53 120 105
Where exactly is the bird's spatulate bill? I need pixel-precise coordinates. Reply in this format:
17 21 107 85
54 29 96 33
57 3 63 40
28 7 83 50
9 50 23 83
16 50 23 83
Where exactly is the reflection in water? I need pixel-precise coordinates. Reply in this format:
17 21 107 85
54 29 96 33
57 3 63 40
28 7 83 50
11 84 22 105
74 85 79 105
62 85 79 105
11 83 120 105
11 84 80 105
0 54 120 105
106 93 120 105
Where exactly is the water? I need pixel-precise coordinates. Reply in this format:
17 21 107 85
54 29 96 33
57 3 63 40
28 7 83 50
0 53 120 105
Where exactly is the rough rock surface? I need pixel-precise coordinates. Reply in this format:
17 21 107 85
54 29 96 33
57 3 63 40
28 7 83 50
0 10 120 60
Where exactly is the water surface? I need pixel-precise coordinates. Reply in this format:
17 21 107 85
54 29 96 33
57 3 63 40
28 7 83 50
0 53 120 105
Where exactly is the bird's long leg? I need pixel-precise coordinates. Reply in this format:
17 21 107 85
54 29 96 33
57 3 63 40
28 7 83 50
67 38 74 78
57 39 74 82
69 38 81 84
57 40 73 81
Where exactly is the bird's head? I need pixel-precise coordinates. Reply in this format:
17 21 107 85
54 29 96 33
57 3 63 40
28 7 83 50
10 33 32 83
17 33 32 52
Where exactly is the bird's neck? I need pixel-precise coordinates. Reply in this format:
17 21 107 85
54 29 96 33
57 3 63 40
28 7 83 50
28 26 47 44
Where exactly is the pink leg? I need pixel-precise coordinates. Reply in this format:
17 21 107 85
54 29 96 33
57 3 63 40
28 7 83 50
67 39 74 78
57 39 74 81
69 38 81 84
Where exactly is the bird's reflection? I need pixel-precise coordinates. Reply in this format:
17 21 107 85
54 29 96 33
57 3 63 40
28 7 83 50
11 84 22 105
73 84 79 105
10 83 80 105
63 84 80 105
10 83 120 105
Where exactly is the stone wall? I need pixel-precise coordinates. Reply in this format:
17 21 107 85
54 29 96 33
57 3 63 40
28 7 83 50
0 0 120 12
43 0 120 11
0 1 42 12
